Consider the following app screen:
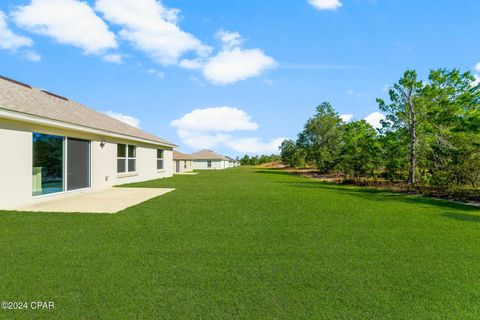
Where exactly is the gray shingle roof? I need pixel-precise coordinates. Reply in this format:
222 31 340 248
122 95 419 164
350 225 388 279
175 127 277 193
0 76 176 147
191 149 229 160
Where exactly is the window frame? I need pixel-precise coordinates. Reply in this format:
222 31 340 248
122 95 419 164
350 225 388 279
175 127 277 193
117 143 137 174
157 149 164 170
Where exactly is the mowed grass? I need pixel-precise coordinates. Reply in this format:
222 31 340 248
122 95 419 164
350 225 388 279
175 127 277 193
1 167 480 319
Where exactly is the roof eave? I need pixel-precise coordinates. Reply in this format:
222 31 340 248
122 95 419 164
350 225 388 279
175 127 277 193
0 107 178 148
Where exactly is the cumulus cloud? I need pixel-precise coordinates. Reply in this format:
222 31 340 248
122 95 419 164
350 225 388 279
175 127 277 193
12 0 117 54
201 30 277 85
340 114 353 123
103 111 140 128
475 63 480 73
171 107 258 132
0 10 32 51
95 0 211 65
203 48 277 85
364 112 385 129
216 30 243 49
171 107 283 154
309 0 342 11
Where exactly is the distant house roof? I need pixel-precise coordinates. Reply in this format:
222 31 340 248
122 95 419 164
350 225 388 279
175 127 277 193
191 149 229 160
224 156 236 162
173 150 195 160
0 75 176 147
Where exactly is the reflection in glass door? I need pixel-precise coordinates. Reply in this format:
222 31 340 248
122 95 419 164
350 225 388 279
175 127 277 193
67 138 90 190
32 133 64 196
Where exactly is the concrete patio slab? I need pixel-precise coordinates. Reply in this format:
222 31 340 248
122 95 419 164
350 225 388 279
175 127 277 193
17 188 175 214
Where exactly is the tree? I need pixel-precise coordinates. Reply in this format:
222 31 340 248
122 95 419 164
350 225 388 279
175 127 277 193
279 139 304 167
420 69 480 186
296 102 344 173
339 120 380 178
377 70 423 185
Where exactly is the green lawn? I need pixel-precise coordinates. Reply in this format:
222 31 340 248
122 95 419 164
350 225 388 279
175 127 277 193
1 167 480 319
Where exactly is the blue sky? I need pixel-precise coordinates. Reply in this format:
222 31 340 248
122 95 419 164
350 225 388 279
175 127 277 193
1 0 479 157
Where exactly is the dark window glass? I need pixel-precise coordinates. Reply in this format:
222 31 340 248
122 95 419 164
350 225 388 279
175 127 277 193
128 145 136 158
184 161 187 169
117 144 126 157
128 159 136 172
157 149 163 158
157 159 164 170
32 133 64 196
67 138 90 190
207 160 212 168
117 159 126 173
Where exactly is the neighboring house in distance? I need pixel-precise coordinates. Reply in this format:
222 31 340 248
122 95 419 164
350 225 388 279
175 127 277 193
191 149 230 170
0 75 176 210
224 156 238 168
173 151 194 173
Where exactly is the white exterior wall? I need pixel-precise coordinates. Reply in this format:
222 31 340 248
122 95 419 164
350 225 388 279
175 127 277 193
172 160 194 174
0 118 173 210
192 160 225 170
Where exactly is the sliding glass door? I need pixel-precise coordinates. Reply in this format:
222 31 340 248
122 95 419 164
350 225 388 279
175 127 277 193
32 133 64 196
32 133 91 196
67 138 90 191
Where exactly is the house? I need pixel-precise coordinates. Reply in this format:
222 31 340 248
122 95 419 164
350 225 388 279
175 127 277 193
0 75 176 210
191 149 230 170
224 156 237 168
172 151 195 173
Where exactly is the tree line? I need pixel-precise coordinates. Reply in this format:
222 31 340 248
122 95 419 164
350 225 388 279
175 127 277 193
280 69 480 188
238 154 281 166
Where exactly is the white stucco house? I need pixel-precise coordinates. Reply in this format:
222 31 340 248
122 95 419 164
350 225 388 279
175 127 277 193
172 150 194 173
224 156 238 168
191 149 230 170
0 75 176 210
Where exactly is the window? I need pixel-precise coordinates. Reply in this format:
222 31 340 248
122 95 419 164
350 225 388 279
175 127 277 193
118 144 136 173
207 160 212 168
157 149 164 170
184 161 187 169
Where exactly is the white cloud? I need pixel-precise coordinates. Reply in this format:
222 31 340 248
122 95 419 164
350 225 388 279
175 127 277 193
216 30 243 49
346 89 355 95
12 0 117 54
179 58 204 70
172 107 283 154
0 10 32 51
95 0 211 65
178 131 285 154
226 136 285 154
171 107 258 132
340 114 353 123
103 111 140 128
102 53 123 63
203 47 277 85
309 0 342 11
23 51 42 62
475 63 480 73
472 74 480 86
364 112 385 129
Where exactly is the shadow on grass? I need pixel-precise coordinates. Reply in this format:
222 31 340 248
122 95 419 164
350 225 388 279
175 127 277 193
442 212 480 222
254 169 480 213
